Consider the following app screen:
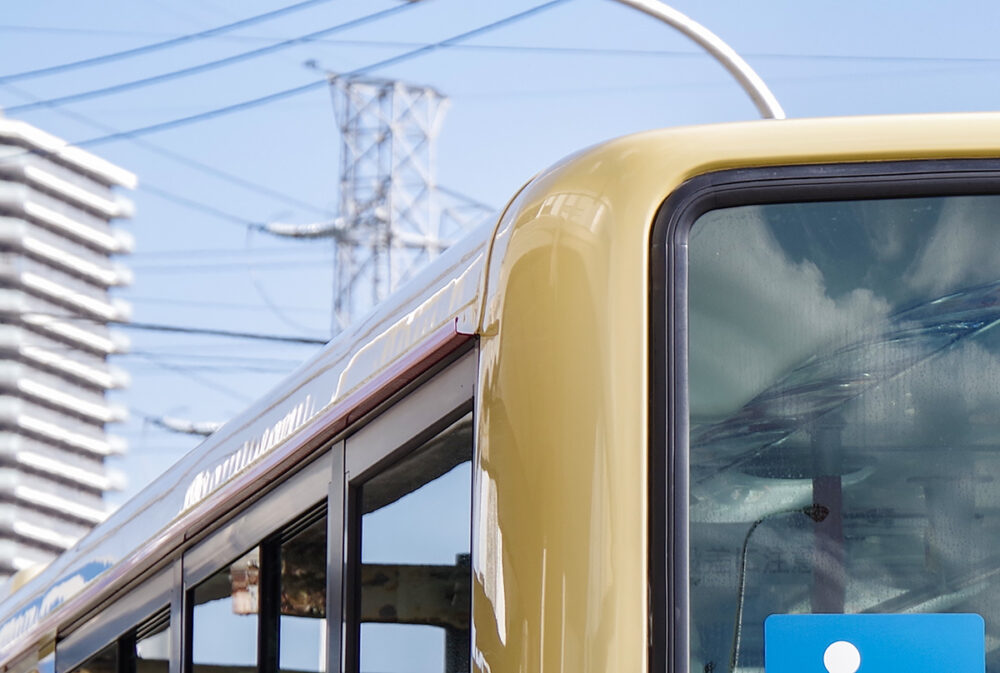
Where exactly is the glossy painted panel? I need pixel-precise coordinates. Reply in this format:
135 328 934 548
475 113 1000 673
8 112 1000 673
476 174 650 673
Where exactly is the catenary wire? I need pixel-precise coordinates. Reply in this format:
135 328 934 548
0 6 507 238
138 183 274 227
0 2 620 230
243 226 329 336
4 25 998 64
12 312 329 343
129 352 257 403
5 3 420 114
129 350 307 365
0 0 339 84
71 0 576 148
1 81 330 216
131 258 336 272
130 246 336 258
116 320 327 344
4 84 487 226
0 87 283 226
128 362 303 374
127 295 328 314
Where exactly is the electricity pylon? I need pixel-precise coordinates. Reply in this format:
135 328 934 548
267 74 493 335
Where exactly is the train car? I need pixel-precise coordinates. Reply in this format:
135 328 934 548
3 112 1000 673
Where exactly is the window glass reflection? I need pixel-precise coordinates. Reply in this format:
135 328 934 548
280 513 327 673
357 413 473 673
70 644 114 673
136 611 170 673
191 548 259 673
688 196 1000 672
38 650 55 673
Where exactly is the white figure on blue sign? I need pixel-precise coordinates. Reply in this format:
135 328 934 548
823 641 860 673
764 614 984 673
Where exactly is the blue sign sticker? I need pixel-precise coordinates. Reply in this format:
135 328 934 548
764 613 984 673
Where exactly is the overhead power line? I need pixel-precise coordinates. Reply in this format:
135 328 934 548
130 364 301 374
72 0 575 148
74 79 321 146
130 257 334 272
115 319 328 344
438 185 496 213
1 81 328 218
345 42 1000 64
16 312 328 344
131 139 327 215
129 352 256 403
129 350 307 366
143 179 489 235
6 3 420 114
1 1 560 223
139 182 271 227
0 3 500 229
0 0 338 84
130 246 333 258
6 22 994 65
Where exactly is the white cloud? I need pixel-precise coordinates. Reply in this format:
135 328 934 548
905 195 1000 296
689 206 890 418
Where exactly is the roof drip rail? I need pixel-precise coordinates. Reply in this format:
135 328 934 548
611 0 786 120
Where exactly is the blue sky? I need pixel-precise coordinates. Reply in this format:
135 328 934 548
1 0 999 504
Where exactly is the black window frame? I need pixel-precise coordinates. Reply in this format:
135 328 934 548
56 565 176 673
648 158 1000 673
55 344 476 673
181 449 333 673
178 345 475 673
340 349 475 673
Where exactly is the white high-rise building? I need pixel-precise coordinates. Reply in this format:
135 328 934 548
0 116 134 578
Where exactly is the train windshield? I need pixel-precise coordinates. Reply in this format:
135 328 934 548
687 195 1000 672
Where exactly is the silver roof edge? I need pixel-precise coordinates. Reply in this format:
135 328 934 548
0 217 492 664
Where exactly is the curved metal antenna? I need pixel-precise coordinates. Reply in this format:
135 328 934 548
611 0 785 120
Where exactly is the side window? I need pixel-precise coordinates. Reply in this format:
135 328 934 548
279 510 328 673
70 645 115 673
351 413 473 673
56 566 173 673
339 352 477 673
67 611 170 673
187 506 328 673
134 611 170 673
189 547 261 673
61 350 474 673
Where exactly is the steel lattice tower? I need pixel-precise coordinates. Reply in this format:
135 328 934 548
264 75 493 333
328 75 478 334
